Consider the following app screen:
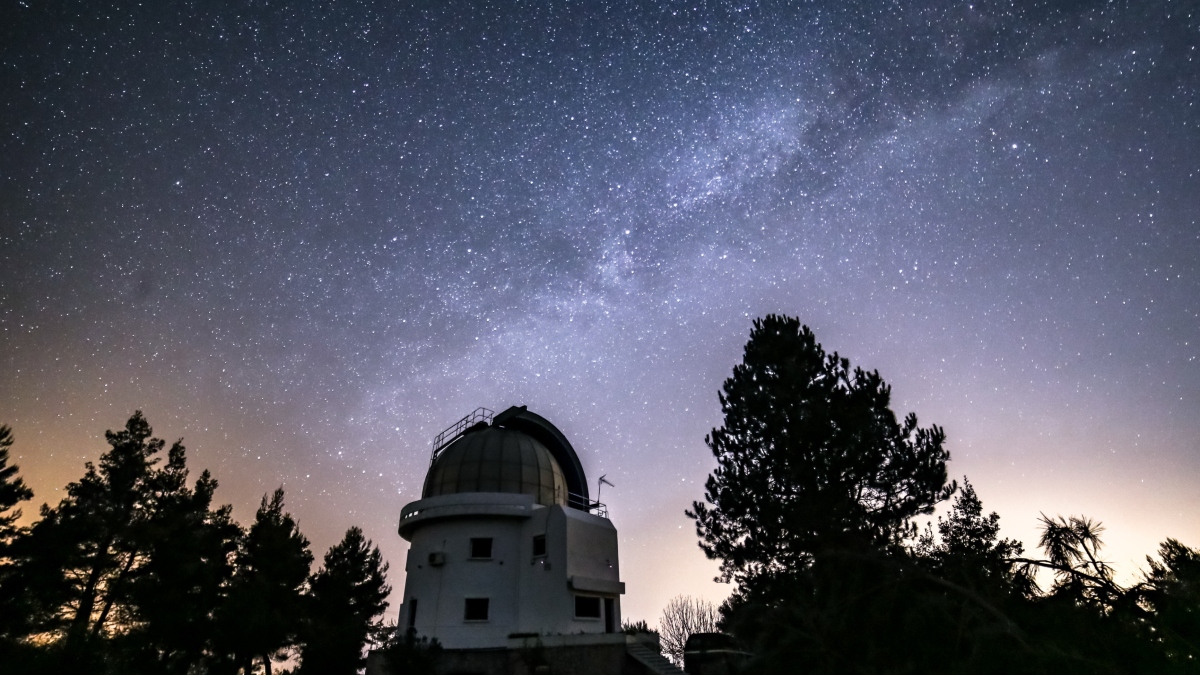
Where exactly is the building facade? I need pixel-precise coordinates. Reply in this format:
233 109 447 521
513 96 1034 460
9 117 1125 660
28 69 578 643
396 405 626 650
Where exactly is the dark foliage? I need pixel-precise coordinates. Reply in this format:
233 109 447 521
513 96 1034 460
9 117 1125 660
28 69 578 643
217 488 314 675
375 625 442 675
0 425 33 546
914 478 1030 597
622 619 658 636
4 413 191 650
0 424 35 642
0 414 393 675
298 526 391 675
693 317 1199 674
118 468 241 673
688 314 955 588
0 413 245 673
1136 539 1200 671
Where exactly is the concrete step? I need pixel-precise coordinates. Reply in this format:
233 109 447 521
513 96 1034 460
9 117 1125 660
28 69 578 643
626 641 686 675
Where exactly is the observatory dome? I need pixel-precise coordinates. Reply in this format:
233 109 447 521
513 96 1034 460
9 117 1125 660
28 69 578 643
422 424 567 506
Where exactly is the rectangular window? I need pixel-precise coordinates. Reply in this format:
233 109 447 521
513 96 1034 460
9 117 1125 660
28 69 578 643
408 598 418 628
464 597 490 621
469 537 493 559
574 595 602 619
532 534 546 557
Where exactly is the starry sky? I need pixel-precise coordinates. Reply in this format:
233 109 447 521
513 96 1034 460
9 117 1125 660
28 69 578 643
2 0 1199 625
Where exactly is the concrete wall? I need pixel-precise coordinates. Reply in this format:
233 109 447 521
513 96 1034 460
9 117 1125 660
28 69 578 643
398 493 623 649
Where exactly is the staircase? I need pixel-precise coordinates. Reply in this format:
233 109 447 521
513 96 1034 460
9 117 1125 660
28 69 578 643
626 640 686 675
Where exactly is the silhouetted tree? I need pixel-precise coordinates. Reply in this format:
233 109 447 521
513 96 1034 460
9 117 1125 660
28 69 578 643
687 317 1191 673
1139 539 1200 670
217 488 313 675
914 478 1030 597
118 465 241 674
658 595 718 665
0 424 33 547
0 415 407 675
621 619 657 636
0 423 38 661
688 315 955 589
374 625 441 675
0 413 244 674
1034 515 1124 609
1 413 181 657
297 526 390 675
687 317 958 673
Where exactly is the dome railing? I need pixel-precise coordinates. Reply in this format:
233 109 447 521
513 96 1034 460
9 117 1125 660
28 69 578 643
566 490 608 518
430 407 494 464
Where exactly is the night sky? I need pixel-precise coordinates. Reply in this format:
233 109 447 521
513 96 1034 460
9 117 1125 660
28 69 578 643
3 0 1199 624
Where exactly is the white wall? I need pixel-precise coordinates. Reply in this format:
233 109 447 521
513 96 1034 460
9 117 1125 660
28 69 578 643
398 493 623 649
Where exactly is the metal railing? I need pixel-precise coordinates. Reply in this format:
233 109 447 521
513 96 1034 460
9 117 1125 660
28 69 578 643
429 407 494 464
568 491 608 518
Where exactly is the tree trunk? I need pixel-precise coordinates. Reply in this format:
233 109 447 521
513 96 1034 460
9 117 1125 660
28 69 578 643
67 532 115 647
91 546 139 638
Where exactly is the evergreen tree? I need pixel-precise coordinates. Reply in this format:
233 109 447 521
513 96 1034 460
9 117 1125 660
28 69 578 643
915 477 1029 596
0 413 243 674
218 488 313 675
119 466 241 674
1139 539 1200 670
298 526 390 675
0 423 37 651
686 318 1181 673
0 424 33 547
4 412 178 653
688 315 955 591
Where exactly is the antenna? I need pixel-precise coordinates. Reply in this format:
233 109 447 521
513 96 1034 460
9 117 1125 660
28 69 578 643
597 474 615 503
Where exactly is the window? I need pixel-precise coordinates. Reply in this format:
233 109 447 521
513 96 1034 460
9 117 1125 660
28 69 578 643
407 598 418 628
469 537 493 559
574 595 602 619
532 534 546 557
464 597 490 621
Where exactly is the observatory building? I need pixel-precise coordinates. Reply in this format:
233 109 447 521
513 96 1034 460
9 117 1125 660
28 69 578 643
397 405 624 646
385 406 678 675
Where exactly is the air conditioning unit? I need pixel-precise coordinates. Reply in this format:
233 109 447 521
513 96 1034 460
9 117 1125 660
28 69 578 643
428 551 446 566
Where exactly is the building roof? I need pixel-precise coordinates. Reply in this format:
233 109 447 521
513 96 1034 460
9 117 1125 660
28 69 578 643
421 406 592 509
422 424 568 506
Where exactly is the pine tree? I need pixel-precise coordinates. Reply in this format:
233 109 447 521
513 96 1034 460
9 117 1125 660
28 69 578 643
4 412 176 651
1139 539 1200 670
0 423 36 643
0 424 33 547
915 477 1028 595
688 315 955 590
121 466 241 673
686 317 960 674
0 413 242 673
298 527 391 674
217 488 313 675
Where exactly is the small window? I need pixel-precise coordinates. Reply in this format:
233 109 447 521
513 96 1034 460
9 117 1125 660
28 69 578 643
532 534 546 557
407 598 418 628
470 537 493 559
464 597 490 621
574 595 602 619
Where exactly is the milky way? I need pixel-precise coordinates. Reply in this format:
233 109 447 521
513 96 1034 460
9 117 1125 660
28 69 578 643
3 0 1199 622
